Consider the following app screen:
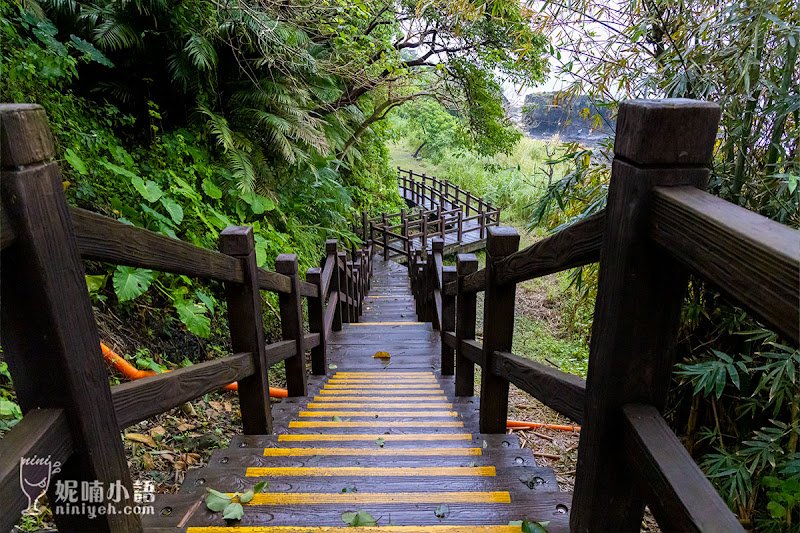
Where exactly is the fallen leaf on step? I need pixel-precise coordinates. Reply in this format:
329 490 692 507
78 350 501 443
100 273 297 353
177 423 195 432
208 401 223 411
223 402 232 412
150 425 166 438
125 433 156 448
373 351 390 359
141 453 155 470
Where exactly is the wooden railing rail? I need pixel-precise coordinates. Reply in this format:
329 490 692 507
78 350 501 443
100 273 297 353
415 100 797 531
0 103 374 531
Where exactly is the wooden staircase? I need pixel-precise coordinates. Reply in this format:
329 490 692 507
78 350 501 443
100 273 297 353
144 257 571 531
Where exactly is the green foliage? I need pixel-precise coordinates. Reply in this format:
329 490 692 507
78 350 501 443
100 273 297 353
341 510 378 527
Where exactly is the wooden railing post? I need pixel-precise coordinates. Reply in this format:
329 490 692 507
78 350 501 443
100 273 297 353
437 204 443 238
465 191 472 215
362 211 368 242
457 209 464 242
220 227 274 434
431 238 444 330
421 215 428 249
306 267 326 375
382 213 389 261
479 204 486 239
479 227 520 433
352 259 361 321
326 240 342 331
276 254 307 396
441 266 457 375
0 104 140 531
338 251 351 323
412 250 422 317
455 254 479 396
571 99 721 532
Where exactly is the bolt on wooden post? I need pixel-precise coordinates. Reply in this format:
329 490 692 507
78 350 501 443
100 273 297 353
455 254 478 396
570 99 722 532
480 227 520 433
0 104 141 532
276 254 307 396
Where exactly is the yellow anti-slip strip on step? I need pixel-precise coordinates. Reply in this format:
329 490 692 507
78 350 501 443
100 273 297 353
298 411 457 417
350 321 423 325
319 390 443 396
262 447 482 456
324 384 442 389
329 376 436 380
289 421 463 428
334 372 433 376
307 403 453 409
278 434 472 441
230 491 510 505
327 378 438 383
188 527 522 533
245 466 496 477
313 396 447 402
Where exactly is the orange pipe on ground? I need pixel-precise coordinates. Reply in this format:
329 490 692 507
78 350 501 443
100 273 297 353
100 342 288 398
506 419 580 432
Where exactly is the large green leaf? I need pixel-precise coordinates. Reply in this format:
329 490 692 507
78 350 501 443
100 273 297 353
131 176 164 203
112 266 154 302
202 177 223 199
174 298 211 338
160 197 184 224
222 502 243 520
64 148 88 175
341 510 377 527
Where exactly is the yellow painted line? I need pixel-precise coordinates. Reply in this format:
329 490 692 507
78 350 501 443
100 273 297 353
365 296 414 299
188 527 521 533
262 447 482 456
319 387 444 396
235 491 509 505
328 376 439 385
307 403 452 409
324 384 441 389
246 466 496 477
313 396 447 402
289 421 463 428
334 372 432 375
277 433 472 442
350 321 424 325
298 411 457 417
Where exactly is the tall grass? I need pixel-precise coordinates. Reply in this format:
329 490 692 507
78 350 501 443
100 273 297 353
391 136 571 221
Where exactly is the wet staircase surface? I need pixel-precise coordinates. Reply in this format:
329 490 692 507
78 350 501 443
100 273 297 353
145 257 572 532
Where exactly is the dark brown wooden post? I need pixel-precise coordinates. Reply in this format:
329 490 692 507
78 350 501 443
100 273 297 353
337 251 351 323
276 254 307 396
444 179 450 203
479 227 520 433
352 260 361 321
437 204 443 238
0 104 141 532
381 213 389 261
571 99 721 532
220 227 274 435
421 215 428 249
306 267 326 375
326 240 342 331
441 266 457 375
431 238 444 330
457 209 464 242
362 211 368 242
455 254 479 396
465 191 472 215
479 204 486 239
412 250 422 317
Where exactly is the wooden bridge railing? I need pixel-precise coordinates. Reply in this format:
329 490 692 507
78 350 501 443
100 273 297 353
0 103 373 532
419 99 799 531
363 169 501 262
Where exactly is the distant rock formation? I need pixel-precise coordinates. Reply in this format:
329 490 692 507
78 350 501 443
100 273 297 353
519 92 616 144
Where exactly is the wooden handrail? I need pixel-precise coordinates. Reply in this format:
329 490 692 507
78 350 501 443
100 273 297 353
622 404 746 532
651 186 799 343
0 409 75 533
111 351 257 428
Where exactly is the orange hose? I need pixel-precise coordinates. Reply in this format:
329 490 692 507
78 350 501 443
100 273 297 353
506 419 581 432
100 342 288 398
